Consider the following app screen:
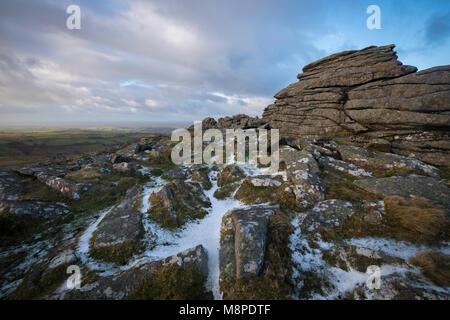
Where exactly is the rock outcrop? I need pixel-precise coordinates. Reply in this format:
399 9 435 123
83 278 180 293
0 200 69 219
36 173 93 200
90 186 144 264
280 146 325 208
301 200 354 233
338 145 441 177
148 179 211 229
262 44 450 166
189 114 267 131
354 175 450 210
220 205 279 283
59 245 208 300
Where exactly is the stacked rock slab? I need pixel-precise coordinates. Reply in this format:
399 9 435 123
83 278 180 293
262 44 450 166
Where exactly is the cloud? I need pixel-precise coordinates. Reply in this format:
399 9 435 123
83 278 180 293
0 0 449 125
145 99 161 109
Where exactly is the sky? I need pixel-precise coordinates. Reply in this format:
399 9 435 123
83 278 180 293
0 0 449 126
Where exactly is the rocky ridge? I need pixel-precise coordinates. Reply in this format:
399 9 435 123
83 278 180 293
262 44 450 166
1 45 449 301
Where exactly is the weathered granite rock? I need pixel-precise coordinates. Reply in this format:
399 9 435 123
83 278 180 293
91 186 143 256
280 146 325 208
0 200 69 219
366 138 391 153
17 166 68 177
190 169 212 190
162 167 187 180
112 162 137 174
36 173 93 200
134 138 154 154
338 145 441 178
282 137 336 159
217 114 266 129
190 114 267 131
318 155 372 177
217 165 245 187
0 170 23 200
220 205 279 283
59 245 208 300
246 175 282 187
301 199 355 233
354 175 450 210
148 179 211 229
262 44 450 166
47 249 78 269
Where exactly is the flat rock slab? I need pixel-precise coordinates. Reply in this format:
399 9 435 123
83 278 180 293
17 166 69 177
301 199 354 233
318 155 372 177
246 175 282 187
0 200 69 219
59 245 208 300
280 146 325 208
338 145 440 178
354 175 450 210
0 170 23 200
36 173 93 200
220 205 279 281
92 185 143 249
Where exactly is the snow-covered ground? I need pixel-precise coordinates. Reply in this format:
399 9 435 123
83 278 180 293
68 163 275 299
289 215 450 299
137 171 242 299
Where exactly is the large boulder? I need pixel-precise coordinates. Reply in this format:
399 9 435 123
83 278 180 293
17 166 68 177
246 175 283 187
148 179 211 229
90 186 144 264
338 145 441 178
0 200 69 219
190 169 212 190
301 199 355 233
318 155 372 177
35 173 93 200
219 205 279 284
59 245 209 300
280 147 325 208
262 44 450 166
